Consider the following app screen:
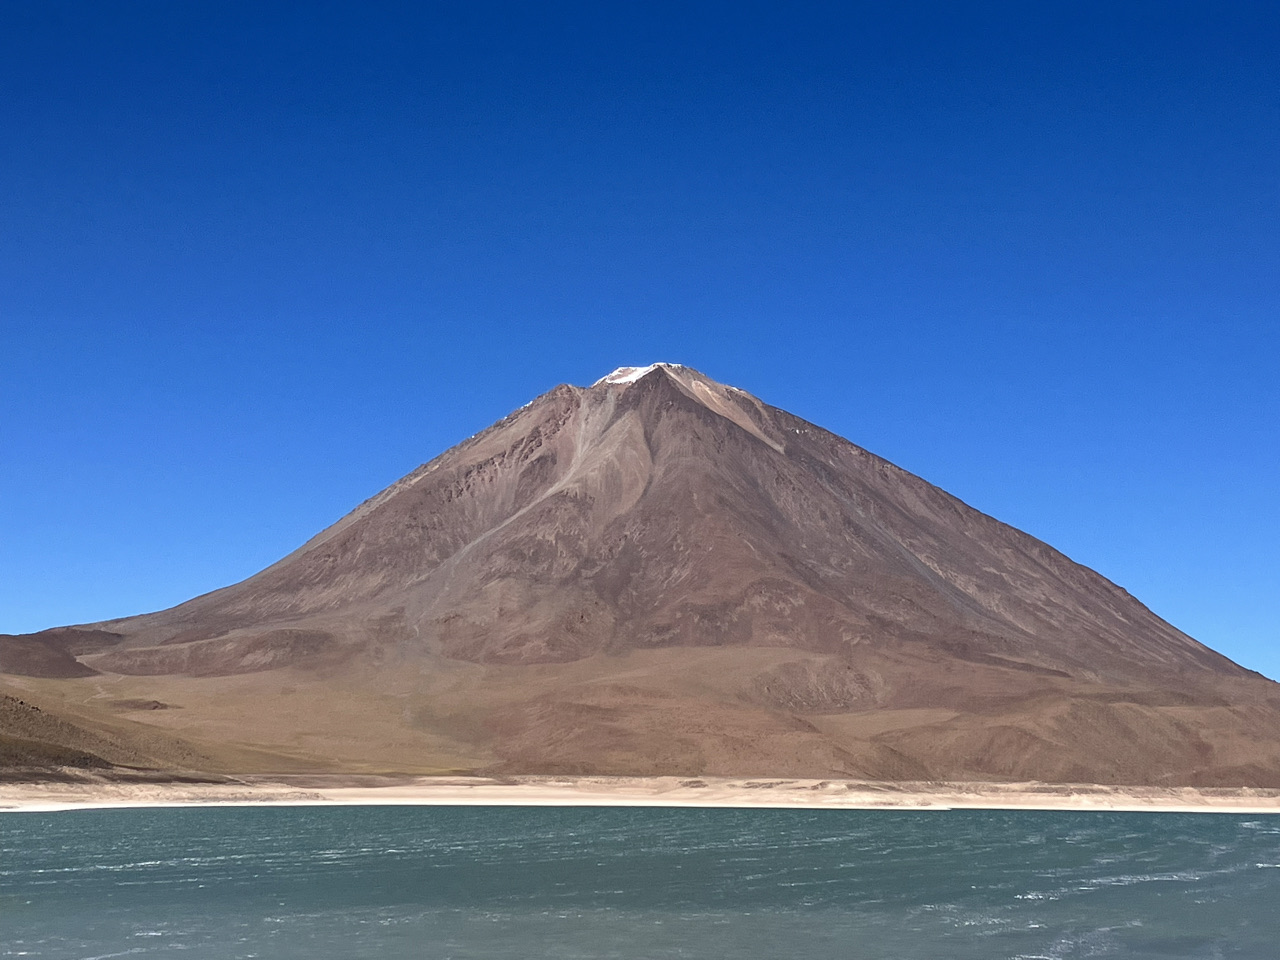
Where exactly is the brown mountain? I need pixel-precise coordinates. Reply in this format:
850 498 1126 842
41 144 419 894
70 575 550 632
5 363 1280 785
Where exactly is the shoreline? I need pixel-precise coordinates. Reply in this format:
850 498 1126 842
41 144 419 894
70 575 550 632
4 773 1280 814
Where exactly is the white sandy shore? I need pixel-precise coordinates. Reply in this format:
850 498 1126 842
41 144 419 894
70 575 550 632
4 774 1280 814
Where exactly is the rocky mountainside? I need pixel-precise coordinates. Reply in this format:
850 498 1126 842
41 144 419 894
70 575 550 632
5 363 1279 785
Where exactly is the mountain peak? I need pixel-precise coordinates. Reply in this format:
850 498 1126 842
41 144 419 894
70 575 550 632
593 363 688 386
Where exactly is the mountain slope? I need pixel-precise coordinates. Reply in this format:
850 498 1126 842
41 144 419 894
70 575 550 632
5 364 1278 785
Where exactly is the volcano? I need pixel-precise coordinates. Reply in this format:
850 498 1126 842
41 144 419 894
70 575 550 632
5 363 1279 785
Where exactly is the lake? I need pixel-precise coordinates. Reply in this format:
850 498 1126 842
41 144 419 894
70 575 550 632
2 805 1278 958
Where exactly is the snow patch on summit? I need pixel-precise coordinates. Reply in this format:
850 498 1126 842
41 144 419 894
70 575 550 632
594 363 685 385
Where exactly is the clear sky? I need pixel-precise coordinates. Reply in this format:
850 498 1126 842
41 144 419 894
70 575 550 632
2 3 1277 676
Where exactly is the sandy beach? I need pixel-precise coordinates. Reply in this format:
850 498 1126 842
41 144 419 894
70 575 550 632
4 772 1280 814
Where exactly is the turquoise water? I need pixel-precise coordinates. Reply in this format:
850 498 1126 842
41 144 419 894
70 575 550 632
2 805 1279 958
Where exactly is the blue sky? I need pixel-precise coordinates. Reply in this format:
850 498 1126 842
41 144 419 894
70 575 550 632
2 2 1277 676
